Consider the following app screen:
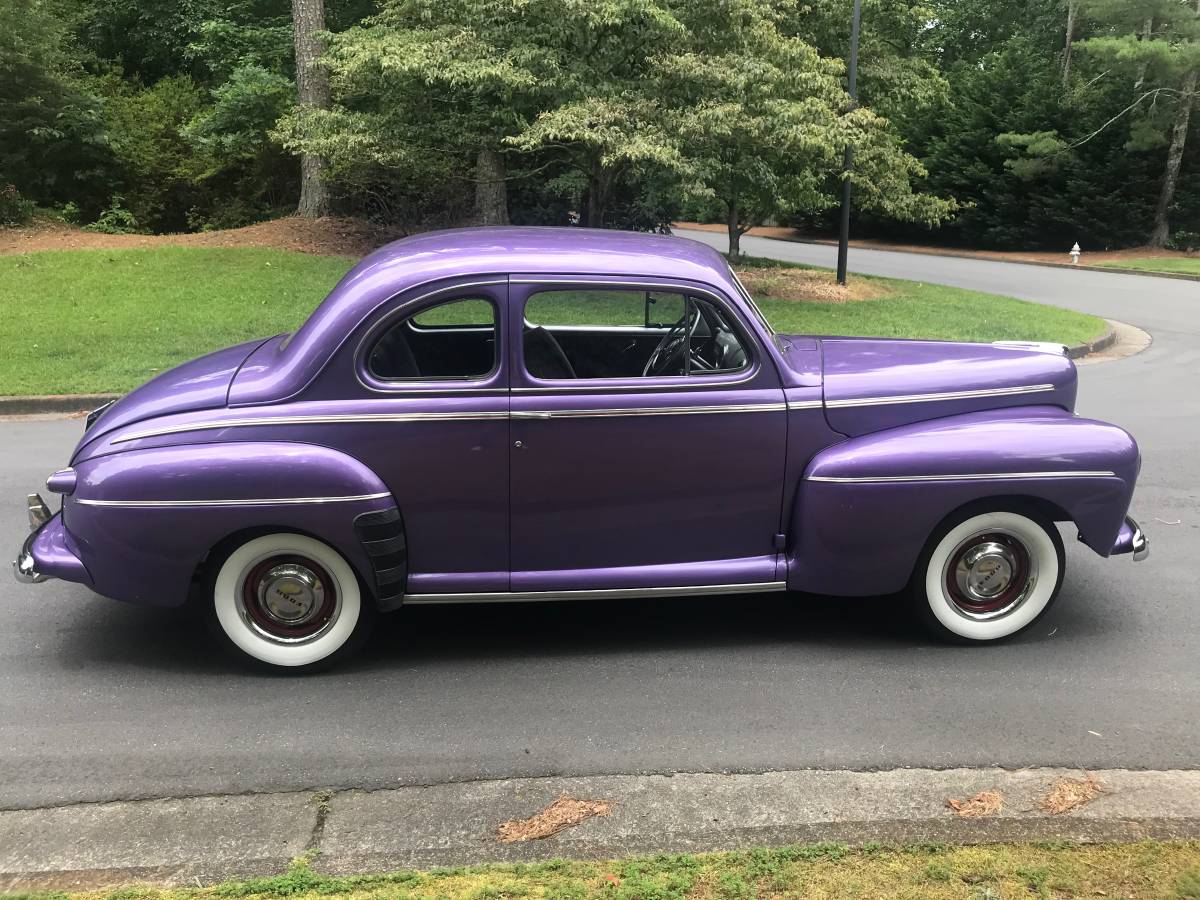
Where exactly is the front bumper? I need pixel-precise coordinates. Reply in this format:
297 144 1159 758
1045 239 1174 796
1110 515 1150 561
13 494 90 586
13 494 52 583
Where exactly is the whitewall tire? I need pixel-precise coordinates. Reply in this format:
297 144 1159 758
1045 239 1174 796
208 533 374 671
913 506 1065 643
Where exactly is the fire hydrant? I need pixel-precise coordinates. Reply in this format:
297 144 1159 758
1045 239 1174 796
1069 242 1081 265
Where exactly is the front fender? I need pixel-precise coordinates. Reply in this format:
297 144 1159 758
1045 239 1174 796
787 406 1140 596
62 442 396 607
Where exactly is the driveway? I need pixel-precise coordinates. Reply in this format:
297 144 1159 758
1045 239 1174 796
1 234 1195 809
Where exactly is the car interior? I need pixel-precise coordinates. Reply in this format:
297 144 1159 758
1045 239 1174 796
366 291 749 381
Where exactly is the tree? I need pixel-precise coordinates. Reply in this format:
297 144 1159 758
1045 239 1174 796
0 0 113 215
1079 0 1200 246
291 0 331 216
656 0 954 257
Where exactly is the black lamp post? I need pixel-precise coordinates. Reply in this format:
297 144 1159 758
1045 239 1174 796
836 0 862 286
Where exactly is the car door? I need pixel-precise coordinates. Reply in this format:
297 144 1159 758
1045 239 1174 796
507 275 788 594
342 283 511 595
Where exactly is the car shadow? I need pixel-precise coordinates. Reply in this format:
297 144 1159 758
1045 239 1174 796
50 580 1113 677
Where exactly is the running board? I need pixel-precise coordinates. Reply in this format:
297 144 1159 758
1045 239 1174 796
403 581 787 605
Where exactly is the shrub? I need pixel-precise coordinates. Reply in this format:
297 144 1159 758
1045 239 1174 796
0 184 35 225
85 196 141 234
1166 230 1200 253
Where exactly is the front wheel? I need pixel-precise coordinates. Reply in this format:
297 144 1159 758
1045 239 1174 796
206 532 375 672
913 505 1065 643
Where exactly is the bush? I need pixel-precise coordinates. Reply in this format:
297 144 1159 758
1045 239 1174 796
1166 230 1200 253
85 196 141 234
0 184 35 225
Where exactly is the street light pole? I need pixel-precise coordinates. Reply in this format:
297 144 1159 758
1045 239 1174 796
836 0 862 286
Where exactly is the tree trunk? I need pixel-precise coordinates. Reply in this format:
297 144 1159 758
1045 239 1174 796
1062 0 1078 86
474 148 509 225
726 197 742 260
1135 17 1153 90
585 160 614 228
292 0 331 218
1149 68 1197 248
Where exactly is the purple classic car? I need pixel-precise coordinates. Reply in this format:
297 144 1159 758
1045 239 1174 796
15 228 1147 671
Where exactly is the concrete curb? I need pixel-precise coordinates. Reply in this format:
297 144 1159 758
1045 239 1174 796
1066 322 1116 360
2 767 1198 891
0 393 117 417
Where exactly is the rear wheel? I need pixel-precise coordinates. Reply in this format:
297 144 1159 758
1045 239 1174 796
913 505 1064 643
206 533 374 672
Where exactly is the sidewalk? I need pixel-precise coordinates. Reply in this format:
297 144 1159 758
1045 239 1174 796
4 767 1198 891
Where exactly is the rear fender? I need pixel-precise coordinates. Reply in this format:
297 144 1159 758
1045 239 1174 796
64 442 399 608
787 407 1140 596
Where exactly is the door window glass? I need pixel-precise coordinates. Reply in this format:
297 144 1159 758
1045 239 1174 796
368 297 497 380
522 289 749 380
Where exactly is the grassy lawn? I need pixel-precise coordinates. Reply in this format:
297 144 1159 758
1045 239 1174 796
1097 257 1200 276
0 246 1104 396
12 842 1200 899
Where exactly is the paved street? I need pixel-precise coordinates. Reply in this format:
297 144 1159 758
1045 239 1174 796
1 236 1196 810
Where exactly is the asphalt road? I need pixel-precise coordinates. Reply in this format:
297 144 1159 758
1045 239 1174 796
1 235 1196 810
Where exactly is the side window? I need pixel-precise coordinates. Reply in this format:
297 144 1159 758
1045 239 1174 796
368 296 497 380
522 289 749 380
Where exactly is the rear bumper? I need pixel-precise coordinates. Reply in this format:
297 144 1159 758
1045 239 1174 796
12 494 91 585
1109 515 1150 561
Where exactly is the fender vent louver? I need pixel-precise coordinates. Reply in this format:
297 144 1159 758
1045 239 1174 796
354 506 406 611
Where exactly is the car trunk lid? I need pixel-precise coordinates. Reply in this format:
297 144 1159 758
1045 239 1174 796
74 337 271 454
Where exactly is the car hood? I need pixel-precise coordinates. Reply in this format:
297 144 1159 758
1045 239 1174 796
75 338 270 456
817 337 1078 437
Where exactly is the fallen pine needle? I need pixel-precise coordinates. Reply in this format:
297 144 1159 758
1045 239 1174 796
946 789 1004 817
497 794 613 843
1039 773 1105 814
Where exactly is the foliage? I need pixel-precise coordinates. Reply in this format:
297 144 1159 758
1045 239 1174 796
84 196 142 234
0 0 114 218
0 185 36 226
2 0 1196 247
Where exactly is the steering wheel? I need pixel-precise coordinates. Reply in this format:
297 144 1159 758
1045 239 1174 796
642 307 704 377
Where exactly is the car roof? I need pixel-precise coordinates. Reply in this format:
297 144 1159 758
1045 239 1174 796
346 226 733 288
230 227 745 405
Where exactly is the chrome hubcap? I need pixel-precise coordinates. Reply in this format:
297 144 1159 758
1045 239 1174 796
257 564 324 626
236 554 340 644
944 531 1035 620
955 541 1016 602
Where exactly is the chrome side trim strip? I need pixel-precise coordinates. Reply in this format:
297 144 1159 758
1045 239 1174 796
824 383 1057 409
114 412 510 443
75 492 392 508
405 581 787 604
513 403 786 419
115 404 787 442
807 470 1116 484
786 400 824 410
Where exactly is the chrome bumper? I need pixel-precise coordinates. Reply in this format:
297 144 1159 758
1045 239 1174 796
12 494 52 584
1129 517 1150 562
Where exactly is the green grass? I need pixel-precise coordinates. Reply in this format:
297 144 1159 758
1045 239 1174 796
1097 257 1200 276
756 282 1102 345
0 247 353 395
11 842 1200 900
0 246 1104 396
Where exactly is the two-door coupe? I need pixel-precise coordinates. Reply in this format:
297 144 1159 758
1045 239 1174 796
15 228 1147 671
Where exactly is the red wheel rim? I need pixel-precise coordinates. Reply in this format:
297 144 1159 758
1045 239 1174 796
240 554 338 641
